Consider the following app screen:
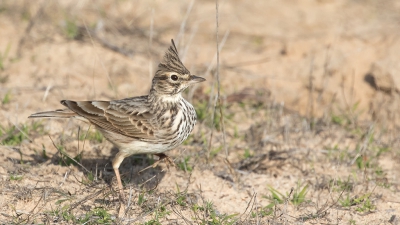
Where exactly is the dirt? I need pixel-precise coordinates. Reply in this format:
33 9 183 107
0 0 400 224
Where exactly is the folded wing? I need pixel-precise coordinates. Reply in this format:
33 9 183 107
61 98 157 140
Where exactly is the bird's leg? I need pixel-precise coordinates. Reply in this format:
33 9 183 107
112 152 127 202
113 167 125 201
154 153 176 168
138 153 175 174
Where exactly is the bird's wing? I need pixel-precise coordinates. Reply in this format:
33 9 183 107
61 96 157 140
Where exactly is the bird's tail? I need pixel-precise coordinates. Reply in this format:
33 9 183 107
28 109 76 118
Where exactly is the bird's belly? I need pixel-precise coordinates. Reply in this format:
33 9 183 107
118 140 172 155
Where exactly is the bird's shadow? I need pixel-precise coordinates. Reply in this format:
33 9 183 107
80 147 167 190
21 145 167 190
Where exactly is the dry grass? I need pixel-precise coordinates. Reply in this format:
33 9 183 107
1 0 400 224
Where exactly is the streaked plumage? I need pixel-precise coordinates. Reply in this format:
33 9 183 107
29 39 205 200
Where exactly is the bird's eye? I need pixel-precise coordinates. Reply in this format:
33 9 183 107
171 75 179 81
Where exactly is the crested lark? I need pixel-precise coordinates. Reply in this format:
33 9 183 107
29 39 205 200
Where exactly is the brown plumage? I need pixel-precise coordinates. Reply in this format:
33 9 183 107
29 39 205 200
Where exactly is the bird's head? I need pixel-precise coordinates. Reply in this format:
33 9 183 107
151 39 205 97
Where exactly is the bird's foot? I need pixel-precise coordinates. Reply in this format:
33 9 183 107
118 199 126 218
154 153 176 168
116 185 127 218
138 153 175 173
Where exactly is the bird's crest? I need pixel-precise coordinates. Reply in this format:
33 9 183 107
158 39 190 75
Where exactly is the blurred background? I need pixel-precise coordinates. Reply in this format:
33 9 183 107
0 0 400 223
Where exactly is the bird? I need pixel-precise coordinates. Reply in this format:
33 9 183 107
29 39 205 201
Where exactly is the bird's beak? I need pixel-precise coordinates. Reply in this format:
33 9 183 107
188 75 206 85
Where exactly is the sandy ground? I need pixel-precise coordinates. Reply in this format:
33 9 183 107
0 0 400 224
